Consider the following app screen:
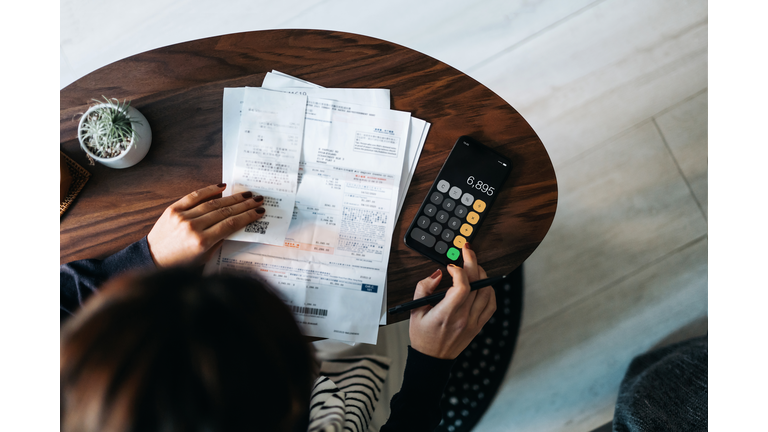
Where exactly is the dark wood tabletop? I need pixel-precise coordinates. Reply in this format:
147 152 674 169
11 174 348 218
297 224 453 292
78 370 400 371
60 29 557 325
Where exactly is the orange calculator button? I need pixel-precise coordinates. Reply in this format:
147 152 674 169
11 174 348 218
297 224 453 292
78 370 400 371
467 211 480 224
460 223 473 237
473 199 487 213
453 235 466 249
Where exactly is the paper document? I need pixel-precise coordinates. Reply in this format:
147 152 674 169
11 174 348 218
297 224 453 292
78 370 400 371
262 72 392 109
221 99 411 343
227 88 307 245
206 73 430 343
262 72 430 325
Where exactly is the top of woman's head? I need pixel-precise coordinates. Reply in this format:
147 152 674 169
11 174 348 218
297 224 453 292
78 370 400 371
60 268 315 432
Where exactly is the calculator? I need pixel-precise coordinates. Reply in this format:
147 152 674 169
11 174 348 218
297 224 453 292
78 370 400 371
404 136 512 266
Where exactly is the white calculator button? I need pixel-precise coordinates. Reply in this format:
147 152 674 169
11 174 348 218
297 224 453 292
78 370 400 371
437 180 450 193
461 193 474 206
449 186 462 200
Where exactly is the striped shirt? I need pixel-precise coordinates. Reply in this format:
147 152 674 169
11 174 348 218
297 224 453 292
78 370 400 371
308 355 392 432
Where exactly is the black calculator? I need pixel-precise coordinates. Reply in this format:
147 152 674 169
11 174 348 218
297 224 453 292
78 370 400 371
404 136 512 266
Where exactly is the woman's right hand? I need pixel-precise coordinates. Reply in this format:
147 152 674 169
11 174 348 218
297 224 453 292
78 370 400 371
408 243 497 360
146 183 265 267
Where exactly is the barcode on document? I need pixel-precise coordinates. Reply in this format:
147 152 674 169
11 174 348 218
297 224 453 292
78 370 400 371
291 306 329 317
245 220 269 234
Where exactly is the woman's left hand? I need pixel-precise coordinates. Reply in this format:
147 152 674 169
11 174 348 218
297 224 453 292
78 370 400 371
147 183 265 267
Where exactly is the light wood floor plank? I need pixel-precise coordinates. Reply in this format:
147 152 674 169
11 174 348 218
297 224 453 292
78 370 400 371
655 90 708 219
282 0 599 72
59 0 326 88
476 237 707 432
470 0 708 167
522 121 707 327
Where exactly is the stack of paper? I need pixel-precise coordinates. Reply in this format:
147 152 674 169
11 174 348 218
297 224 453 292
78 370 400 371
204 71 429 344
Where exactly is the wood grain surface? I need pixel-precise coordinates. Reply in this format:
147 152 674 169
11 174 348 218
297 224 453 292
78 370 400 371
60 29 557 324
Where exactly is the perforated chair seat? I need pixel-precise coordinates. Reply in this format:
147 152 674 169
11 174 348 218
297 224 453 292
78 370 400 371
436 265 524 432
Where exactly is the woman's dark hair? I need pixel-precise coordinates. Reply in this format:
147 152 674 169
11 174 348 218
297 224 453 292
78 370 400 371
60 268 315 432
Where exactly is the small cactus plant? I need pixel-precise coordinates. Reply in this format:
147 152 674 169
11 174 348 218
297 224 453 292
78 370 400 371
79 96 142 164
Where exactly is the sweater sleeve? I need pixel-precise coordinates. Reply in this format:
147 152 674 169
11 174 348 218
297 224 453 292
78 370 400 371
380 346 456 432
60 236 156 325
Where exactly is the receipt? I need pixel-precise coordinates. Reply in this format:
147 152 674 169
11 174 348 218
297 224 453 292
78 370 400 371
227 88 307 245
263 72 430 325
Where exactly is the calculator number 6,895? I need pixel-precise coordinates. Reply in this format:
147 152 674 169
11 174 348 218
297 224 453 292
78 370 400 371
467 176 495 196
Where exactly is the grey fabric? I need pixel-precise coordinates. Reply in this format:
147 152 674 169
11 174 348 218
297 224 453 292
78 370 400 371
613 335 707 432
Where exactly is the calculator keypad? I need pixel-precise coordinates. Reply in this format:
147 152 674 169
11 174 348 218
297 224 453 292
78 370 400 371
461 193 474 206
410 228 436 247
417 216 430 229
436 210 449 223
473 200 487 212
411 180 488 262
430 192 444 205
447 217 461 230
424 204 437 216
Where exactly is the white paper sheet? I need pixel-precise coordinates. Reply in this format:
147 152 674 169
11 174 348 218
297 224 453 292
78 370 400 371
221 98 411 344
263 72 430 325
263 72 391 109
207 74 430 341
226 88 307 245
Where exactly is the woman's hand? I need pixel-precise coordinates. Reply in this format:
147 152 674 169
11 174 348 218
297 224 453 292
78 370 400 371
147 183 265 267
409 243 497 360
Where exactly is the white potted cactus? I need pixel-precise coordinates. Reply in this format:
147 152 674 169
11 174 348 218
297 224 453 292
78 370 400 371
77 97 152 169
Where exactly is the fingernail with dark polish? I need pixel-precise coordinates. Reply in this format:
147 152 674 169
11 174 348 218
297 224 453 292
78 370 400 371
242 191 253 198
256 207 266 214
253 195 264 202
217 183 226 188
430 269 441 279
464 242 471 250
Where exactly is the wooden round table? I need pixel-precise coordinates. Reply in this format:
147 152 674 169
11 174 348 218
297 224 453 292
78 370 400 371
60 29 558 324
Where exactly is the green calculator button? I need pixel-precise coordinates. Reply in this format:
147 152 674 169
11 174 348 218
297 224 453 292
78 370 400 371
446 247 461 261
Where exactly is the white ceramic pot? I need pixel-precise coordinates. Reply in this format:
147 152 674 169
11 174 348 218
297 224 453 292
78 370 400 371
77 103 152 169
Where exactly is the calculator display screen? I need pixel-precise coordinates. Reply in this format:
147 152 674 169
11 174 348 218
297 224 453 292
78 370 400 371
440 138 510 199
404 136 512 266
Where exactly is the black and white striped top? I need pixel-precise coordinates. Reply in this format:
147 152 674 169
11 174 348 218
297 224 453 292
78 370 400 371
308 355 392 432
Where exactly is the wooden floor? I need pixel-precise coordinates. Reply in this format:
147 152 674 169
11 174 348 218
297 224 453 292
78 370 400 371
60 1 708 430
